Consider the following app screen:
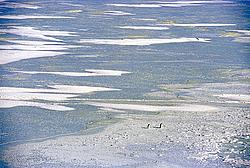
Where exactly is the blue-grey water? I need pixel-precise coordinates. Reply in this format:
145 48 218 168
0 0 249 167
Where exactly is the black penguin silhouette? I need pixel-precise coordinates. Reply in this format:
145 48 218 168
153 123 163 128
142 124 150 129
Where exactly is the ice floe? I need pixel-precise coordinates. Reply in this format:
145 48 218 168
0 44 79 51
0 2 41 9
107 4 163 8
117 26 169 30
14 69 131 77
226 30 250 43
86 102 218 112
99 107 126 113
0 85 120 111
48 85 120 94
107 3 199 8
158 23 236 27
229 30 250 36
80 38 210 46
85 69 131 76
131 18 157 21
214 94 250 102
152 1 233 4
0 31 78 64
107 1 232 8
0 15 73 19
65 10 83 13
0 92 77 101
0 100 74 111
0 50 66 64
103 11 134 16
60 2 84 7
158 82 250 105
220 32 241 37
154 3 201 7
7 40 65 45
0 85 120 94
0 26 77 41
233 37 250 43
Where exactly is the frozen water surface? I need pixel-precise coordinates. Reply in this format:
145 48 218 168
0 0 249 167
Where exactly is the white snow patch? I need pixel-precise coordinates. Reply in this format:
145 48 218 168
0 92 77 101
7 40 65 45
14 69 131 77
0 45 79 51
103 11 134 16
0 26 77 41
0 100 74 111
0 50 66 64
0 15 73 19
152 1 232 4
86 102 219 112
229 30 250 36
0 2 41 9
214 94 250 102
107 3 200 8
131 18 157 21
48 85 120 94
0 85 120 94
107 1 233 8
80 38 210 46
118 26 169 30
159 23 236 27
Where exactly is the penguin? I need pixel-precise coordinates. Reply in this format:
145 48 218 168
153 123 163 129
142 124 150 129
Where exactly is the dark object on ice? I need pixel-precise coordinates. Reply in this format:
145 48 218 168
142 124 150 129
196 37 199 40
153 123 163 129
176 93 180 98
